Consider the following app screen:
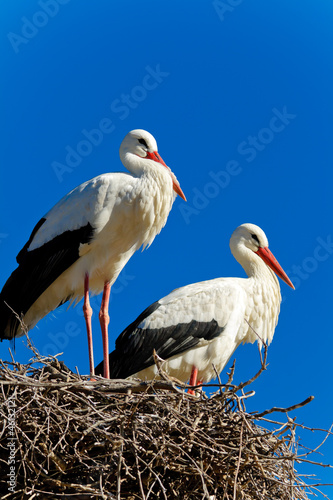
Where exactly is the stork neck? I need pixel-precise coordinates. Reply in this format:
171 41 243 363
122 153 141 175
121 152 161 177
234 246 280 291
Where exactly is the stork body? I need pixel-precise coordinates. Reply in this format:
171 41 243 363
0 129 186 378
95 224 294 384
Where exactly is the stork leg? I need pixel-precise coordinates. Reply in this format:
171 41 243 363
188 365 198 395
83 273 94 377
99 281 111 379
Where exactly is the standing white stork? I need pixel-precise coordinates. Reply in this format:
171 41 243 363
0 129 186 378
95 223 294 387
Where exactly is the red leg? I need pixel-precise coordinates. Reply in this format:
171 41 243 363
188 365 198 395
83 273 94 377
99 281 111 379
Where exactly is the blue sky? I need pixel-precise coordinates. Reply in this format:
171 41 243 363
1 1 332 493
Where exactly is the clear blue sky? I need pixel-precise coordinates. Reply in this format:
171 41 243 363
1 1 332 493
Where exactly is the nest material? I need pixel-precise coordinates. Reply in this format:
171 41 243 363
0 350 331 499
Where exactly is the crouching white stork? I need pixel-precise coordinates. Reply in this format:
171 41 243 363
95 223 294 388
0 129 186 378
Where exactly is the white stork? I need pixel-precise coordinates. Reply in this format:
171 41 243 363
0 129 186 378
95 223 294 388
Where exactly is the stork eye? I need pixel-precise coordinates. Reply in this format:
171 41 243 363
251 234 260 244
138 138 148 148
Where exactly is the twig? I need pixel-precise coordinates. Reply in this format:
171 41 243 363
233 421 244 500
253 396 314 418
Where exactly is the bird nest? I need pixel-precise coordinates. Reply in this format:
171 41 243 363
0 343 331 499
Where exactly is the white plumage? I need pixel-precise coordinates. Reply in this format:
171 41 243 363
0 129 186 378
96 223 294 386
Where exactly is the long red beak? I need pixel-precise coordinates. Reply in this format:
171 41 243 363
146 150 187 201
256 247 295 289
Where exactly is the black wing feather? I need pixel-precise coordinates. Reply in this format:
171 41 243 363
0 223 94 339
95 300 225 378
16 217 47 263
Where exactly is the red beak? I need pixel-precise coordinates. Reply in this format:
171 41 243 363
256 247 295 289
146 150 187 201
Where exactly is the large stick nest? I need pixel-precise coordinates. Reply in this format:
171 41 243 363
0 344 331 499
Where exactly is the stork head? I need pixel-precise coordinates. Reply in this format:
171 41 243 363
119 129 186 201
230 223 294 289
120 129 158 160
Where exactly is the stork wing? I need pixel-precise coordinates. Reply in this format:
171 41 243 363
96 279 246 378
0 173 132 338
18 173 133 257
